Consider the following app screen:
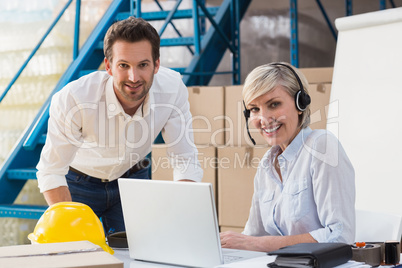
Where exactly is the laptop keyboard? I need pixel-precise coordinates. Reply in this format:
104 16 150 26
223 255 243 264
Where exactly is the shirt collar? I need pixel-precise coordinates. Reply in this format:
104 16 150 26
105 76 154 119
262 127 312 185
280 127 312 162
142 86 154 117
106 77 124 118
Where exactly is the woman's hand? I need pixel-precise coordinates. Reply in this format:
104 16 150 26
220 231 258 251
220 231 317 252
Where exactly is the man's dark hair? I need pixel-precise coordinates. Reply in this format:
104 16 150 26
104 17 160 63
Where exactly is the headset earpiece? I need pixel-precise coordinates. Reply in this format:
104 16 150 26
295 90 311 112
271 63 311 112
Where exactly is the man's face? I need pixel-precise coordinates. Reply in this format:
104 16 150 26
105 40 160 107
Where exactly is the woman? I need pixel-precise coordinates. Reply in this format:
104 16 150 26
220 62 355 252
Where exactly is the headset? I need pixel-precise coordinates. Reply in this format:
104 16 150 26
243 63 311 145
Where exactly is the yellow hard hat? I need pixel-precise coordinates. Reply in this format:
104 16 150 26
28 202 114 254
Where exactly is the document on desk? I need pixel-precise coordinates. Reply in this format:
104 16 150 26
216 255 276 268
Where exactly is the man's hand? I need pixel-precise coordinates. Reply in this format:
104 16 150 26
43 186 72 206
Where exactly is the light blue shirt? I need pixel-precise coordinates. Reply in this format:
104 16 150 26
243 127 356 243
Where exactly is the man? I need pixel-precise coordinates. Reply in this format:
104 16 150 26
36 17 203 233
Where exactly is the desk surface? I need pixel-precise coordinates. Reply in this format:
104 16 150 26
113 248 402 268
113 248 273 268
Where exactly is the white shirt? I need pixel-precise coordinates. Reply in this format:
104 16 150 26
243 127 356 243
37 67 203 192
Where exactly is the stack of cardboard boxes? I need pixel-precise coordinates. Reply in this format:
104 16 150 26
152 67 333 233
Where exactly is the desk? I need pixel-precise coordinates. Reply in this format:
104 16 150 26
113 248 402 268
113 248 271 268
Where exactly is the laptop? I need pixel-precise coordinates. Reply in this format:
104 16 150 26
118 179 266 267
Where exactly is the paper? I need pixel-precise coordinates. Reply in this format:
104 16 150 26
216 255 276 268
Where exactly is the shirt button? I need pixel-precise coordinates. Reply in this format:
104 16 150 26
108 103 116 112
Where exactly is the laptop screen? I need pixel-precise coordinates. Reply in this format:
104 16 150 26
118 179 223 267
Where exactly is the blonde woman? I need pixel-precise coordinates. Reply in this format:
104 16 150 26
220 63 355 252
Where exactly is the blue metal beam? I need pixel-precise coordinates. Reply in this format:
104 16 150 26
0 205 47 219
183 0 252 86
160 37 197 47
116 7 219 21
346 0 353 16
380 0 386 9
315 0 337 41
133 0 141 17
192 0 201 56
0 144 44 203
154 0 194 55
194 0 235 54
7 169 37 180
193 0 205 85
158 0 183 36
290 0 299 67
73 0 81 59
231 0 241 85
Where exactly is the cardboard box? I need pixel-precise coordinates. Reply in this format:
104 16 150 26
217 146 269 228
299 67 333 84
188 86 225 146
224 85 267 146
308 83 332 130
151 144 217 199
0 241 123 268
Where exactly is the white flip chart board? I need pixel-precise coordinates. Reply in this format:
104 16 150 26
327 8 402 215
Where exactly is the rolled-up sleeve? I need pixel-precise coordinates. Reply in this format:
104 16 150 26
243 168 269 236
36 90 82 192
309 132 356 243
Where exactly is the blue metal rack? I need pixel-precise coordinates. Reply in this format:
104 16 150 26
0 0 251 219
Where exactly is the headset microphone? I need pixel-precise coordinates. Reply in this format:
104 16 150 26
243 101 256 146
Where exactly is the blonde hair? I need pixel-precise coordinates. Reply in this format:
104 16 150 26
242 62 311 129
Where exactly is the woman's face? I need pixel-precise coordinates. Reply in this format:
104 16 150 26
248 86 302 151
